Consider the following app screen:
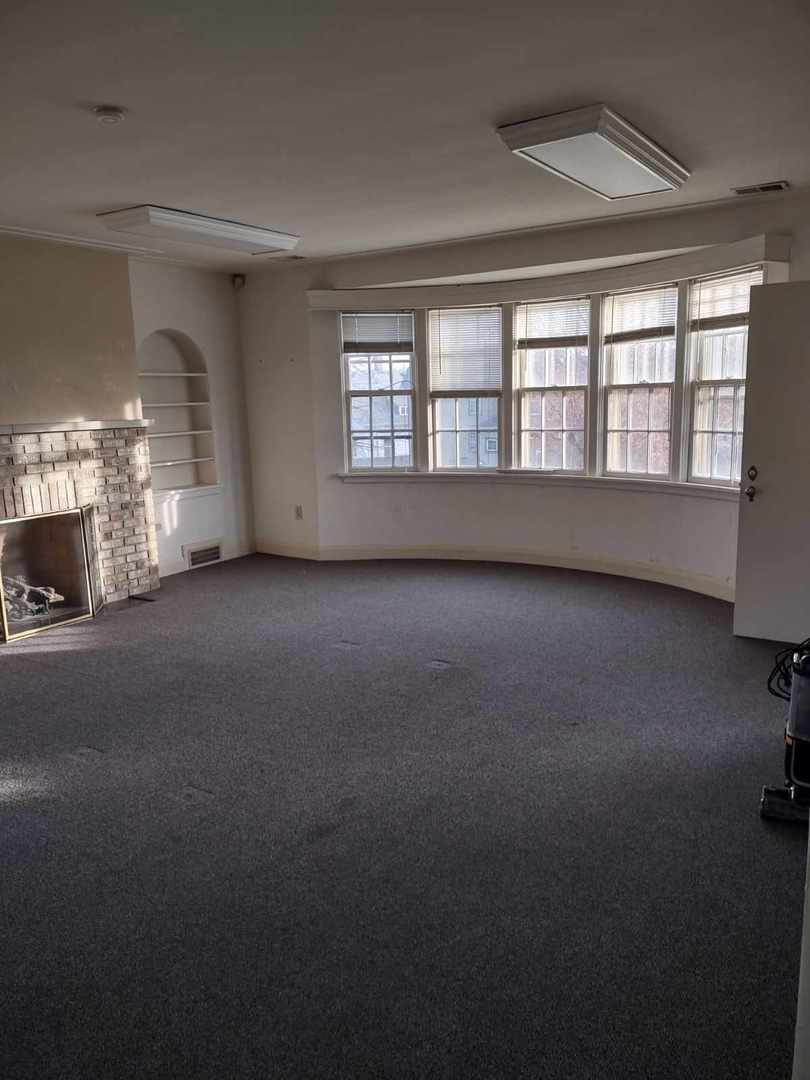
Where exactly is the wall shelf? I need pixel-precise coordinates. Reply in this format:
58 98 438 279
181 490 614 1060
140 371 209 377
142 402 210 408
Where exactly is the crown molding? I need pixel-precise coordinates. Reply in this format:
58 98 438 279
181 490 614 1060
0 223 161 257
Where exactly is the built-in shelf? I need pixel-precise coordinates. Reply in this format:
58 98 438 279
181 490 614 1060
148 429 213 438
138 341 217 492
151 457 216 468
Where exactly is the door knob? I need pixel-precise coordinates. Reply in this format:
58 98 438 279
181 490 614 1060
747 465 758 481
744 485 756 502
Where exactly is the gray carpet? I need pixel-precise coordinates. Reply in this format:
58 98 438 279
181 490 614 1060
1 554 806 1079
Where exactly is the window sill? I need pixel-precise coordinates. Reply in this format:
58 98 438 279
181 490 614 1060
335 470 739 501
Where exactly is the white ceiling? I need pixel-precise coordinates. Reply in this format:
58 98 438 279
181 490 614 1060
1 0 808 269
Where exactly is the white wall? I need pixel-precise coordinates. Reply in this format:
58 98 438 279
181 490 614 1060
240 192 810 600
128 260 253 576
0 234 137 424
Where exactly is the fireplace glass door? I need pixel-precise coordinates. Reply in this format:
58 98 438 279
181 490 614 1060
0 508 95 642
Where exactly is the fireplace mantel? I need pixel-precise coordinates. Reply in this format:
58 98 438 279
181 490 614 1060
0 419 154 435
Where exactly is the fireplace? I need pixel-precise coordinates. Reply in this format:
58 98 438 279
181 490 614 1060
0 421 160 606
0 506 103 642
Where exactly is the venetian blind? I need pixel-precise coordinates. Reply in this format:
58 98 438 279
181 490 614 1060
429 306 502 391
603 285 678 344
341 312 414 352
515 297 590 348
689 268 763 330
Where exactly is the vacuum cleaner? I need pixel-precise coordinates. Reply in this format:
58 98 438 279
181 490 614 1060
761 638 810 823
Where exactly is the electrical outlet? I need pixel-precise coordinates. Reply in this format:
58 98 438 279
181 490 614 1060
294 504 304 520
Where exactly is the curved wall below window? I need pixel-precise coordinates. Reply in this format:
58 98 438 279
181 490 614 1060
306 476 738 600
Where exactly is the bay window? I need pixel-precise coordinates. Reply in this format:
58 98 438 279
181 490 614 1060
428 306 502 469
338 258 768 486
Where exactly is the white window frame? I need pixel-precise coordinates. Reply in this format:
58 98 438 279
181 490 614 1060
341 314 417 473
327 240 784 488
429 390 501 471
684 268 763 488
600 284 678 481
427 305 504 472
514 297 590 474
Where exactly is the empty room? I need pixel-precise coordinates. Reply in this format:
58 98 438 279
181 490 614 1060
3 1 810 1077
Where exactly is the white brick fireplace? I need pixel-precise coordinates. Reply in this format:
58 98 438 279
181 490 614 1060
0 420 160 603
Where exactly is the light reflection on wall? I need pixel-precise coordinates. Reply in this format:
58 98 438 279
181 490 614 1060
161 495 180 538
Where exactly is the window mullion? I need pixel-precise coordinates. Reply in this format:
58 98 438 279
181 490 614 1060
500 302 514 468
413 310 429 471
671 279 690 482
588 293 603 476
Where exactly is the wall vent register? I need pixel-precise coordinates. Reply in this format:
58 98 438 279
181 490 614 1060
183 541 223 569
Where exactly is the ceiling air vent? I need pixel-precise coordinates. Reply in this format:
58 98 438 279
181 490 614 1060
732 180 790 196
183 540 223 570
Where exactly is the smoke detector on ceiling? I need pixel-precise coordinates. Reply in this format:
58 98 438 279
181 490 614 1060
92 105 127 125
732 180 790 196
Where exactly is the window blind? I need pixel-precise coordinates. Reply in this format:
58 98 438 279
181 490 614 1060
603 285 678 344
429 306 502 391
341 312 414 352
689 268 763 330
515 297 589 349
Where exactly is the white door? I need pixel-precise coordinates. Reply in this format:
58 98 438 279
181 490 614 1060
734 281 810 642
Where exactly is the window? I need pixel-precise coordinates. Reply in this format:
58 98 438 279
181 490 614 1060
687 268 763 484
515 297 589 471
429 306 502 469
602 285 677 477
338 258 769 486
342 312 415 469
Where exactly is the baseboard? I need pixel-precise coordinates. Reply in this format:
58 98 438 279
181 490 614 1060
256 541 322 561
256 541 734 601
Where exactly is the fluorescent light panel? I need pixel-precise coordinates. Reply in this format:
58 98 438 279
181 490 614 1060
497 105 689 200
97 205 300 255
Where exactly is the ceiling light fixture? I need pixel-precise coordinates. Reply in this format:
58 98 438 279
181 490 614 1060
97 205 300 255
497 104 689 200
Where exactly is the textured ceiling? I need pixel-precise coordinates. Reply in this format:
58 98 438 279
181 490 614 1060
1 0 808 268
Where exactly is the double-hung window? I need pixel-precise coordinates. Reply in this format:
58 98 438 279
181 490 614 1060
687 268 763 485
428 306 502 469
602 285 677 477
515 297 589 471
342 312 415 470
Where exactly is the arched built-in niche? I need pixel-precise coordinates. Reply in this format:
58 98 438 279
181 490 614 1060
137 330 217 492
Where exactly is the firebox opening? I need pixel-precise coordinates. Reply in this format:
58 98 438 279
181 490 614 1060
0 508 99 642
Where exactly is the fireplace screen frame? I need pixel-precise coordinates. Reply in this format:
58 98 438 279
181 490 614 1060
0 506 102 644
